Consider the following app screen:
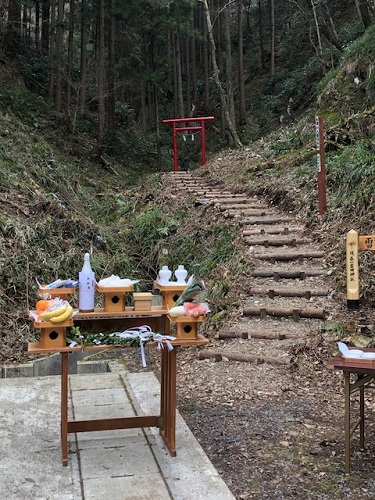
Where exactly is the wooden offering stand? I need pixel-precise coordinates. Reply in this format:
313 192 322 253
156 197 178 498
31 288 77 350
155 283 187 309
167 314 206 340
38 286 77 297
28 283 208 466
96 285 133 312
31 319 74 350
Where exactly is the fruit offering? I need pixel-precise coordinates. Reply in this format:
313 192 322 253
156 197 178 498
36 299 55 312
38 299 74 323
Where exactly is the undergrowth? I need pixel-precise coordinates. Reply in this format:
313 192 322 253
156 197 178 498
0 112 248 362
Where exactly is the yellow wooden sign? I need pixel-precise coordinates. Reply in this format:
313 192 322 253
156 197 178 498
346 230 359 307
359 235 375 251
346 230 375 309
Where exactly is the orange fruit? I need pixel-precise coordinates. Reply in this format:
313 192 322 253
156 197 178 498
36 299 53 311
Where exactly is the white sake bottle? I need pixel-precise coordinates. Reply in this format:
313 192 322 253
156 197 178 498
158 265 172 284
174 265 188 284
79 253 95 312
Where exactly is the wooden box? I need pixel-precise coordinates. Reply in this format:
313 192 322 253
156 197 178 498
38 287 76 297
155 284 187 310
97 286 133 312
33 320 73 349
167 315 206 340
133 292 153 311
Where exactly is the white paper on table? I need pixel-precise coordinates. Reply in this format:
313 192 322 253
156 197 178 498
338 341 375 360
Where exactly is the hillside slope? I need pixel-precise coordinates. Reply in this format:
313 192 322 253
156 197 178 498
1 24 375 364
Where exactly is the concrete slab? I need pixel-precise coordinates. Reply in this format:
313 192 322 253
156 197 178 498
0 367 235 500
126 372 235 500
0 377 79 500
83 474 172 500
72 402 135 420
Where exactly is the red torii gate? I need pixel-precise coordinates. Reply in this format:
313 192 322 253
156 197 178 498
163 116 214 172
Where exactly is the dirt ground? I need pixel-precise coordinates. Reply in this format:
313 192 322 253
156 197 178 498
123 167 375 498
95 323 374 500
117 166 375 500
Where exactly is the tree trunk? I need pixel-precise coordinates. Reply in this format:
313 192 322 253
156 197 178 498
55 0 65 112
258 0 265 69
97 0 106 152
191 7 198 108
217 6 226 140
223 4 236 146
48 0 57 104
185 34 191 115
175 28 184 118
6 0 21 51
66 0 75 129
355 0 372 27
79 0 88 113
41 0 50 54
140 79 147 132
310 0 324 68
238 0 246 126
107 0 116 133
22 5 29 51
269 0 275 78
202 7 210 111
200 0 242 148
35 0 40 52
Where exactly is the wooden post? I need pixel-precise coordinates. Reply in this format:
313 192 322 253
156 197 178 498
346 229 359 309
315 116 327 215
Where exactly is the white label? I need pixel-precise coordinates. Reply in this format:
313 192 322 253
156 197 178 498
315 116 320 150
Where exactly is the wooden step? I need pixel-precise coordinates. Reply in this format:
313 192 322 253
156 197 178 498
243 306 327 320
240 217 294 225
243 226 305 236
253 251 324 261
198 350 292 365
212 198 269 206
249 286 329 298
244 237 313 247
218 330 308 340
216 202 269 210
203 195 250 201
252 269 327 279
228 209 275 217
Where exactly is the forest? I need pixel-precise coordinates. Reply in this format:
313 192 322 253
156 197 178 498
2 0 374 158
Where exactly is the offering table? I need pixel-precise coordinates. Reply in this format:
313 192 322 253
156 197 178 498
28 307 208 466
326 349 375 473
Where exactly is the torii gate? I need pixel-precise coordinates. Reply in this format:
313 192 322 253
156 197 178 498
163 116 214 172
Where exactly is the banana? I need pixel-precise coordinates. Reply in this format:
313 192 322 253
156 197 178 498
50 304 74 324
39 302 68 320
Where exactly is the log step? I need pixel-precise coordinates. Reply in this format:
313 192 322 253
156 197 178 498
198 350 292 365
243 306 327 320
217 203 269 210
244 237 313 247
240 217 294 225
243 226 305 236
190 190 233 195
252 269 328 279
208 197 252 203
227 209 275 217
218 330 307 340
253 251 324 261
249 286 330 298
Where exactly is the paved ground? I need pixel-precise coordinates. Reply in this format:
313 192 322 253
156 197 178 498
0 363 234 500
